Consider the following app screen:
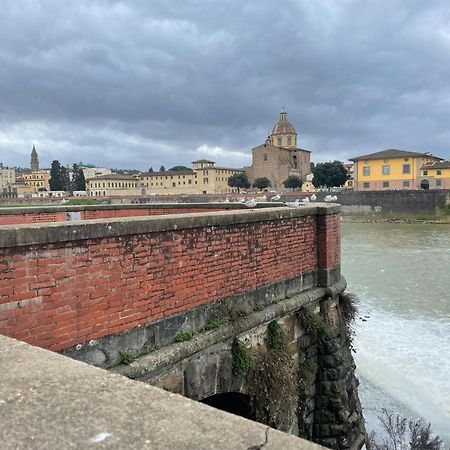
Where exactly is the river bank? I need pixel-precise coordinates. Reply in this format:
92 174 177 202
341 215 450 224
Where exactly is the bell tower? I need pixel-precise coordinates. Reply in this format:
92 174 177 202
31 145 39 171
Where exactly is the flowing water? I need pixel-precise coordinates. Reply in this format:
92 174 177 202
341 223 450 446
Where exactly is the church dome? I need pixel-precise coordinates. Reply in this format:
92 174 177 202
271 110 297 135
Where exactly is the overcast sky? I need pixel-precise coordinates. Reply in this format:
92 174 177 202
1 0 450 170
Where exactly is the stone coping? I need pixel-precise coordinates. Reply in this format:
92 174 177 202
0 335 325 449
0 204 340 248
0 202 276 215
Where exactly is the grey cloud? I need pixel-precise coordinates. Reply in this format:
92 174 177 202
1 0 449 170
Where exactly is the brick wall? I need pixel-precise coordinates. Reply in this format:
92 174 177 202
317 214 340 269
0 207 341 351
0 205 232 226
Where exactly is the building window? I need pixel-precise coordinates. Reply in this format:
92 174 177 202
203 169 208 176
436 179 442 187
382 165 390 175
423 170 428 175
172 182 176 187
363 166 370 176
363 182 370 189
403 164 410 174
403 181 410 188
437 169 442 175
364 160 369 165
383 181 389 188
287 136 292 145
188 179 192 184
277 137 282 146
203 177 208 184
263 153 268 161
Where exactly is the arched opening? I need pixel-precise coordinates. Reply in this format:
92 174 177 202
200 392 252 419
141 188 146 195
420 179 430 190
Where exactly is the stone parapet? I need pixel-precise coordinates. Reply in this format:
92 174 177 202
0 334 324 450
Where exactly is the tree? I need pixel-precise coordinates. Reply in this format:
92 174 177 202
283 175 302 191
60 166 71 191
228 173 250 193
252 177 271 190
369 409 442 450
148 167 154 173
159 165 166 172
312 161 348 188
49 160 62 191
169 165 190 171
72 164 86 191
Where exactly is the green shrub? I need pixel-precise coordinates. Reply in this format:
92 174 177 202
232 339 254 376
203 320 221 331
174 331 193 342
120 351 137 365
267 321 287 351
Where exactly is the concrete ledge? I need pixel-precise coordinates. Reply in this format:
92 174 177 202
0 204 340 248
0 202 277 215
0 335 324 449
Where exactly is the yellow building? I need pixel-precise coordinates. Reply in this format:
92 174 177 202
21 170 51 192
350 149 443 191
86 174 139 196
139 160 243 195
420 161 450 189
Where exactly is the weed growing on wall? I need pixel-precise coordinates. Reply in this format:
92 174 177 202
174 331 193 342
247 321 297 432
267 320 288 351
297 307 329 344
232 339 254 376
203 320 222 331
120 351 137 365
339 291 359 352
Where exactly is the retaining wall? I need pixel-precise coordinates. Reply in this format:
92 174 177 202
0 205 340 352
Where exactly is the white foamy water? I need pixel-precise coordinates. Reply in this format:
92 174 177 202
342 223 450 446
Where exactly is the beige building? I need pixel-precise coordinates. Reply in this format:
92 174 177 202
139 160 243 195
246 110 311 190
0 164 16 189
83 167 112 180
86 174 139 196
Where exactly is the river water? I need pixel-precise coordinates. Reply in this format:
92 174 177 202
341 223 450 446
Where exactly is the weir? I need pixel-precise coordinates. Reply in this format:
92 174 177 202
0 203 366 449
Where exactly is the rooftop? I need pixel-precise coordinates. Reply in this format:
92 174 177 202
192 159 215 164
421 160 450 169
350 149 444 161
87 173 138 180
271 110 297 136
141 170 195 177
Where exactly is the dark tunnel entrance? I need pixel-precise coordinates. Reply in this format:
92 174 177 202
200 392 252 419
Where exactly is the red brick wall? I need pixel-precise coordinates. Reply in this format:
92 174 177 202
0 212 340 351
317 214 340 269
0 211 68 225
0 206 225 226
